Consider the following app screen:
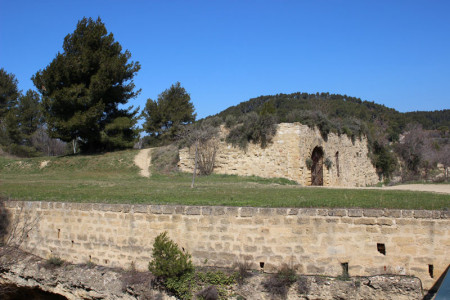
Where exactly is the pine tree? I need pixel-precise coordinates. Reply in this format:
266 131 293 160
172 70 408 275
32 17 141 152
142 82 196 142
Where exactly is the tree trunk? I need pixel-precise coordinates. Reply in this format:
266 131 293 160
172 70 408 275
191 140 198 188
72 139 77 154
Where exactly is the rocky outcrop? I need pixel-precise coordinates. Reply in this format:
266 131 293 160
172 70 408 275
1 249 424 300
0 250 172 300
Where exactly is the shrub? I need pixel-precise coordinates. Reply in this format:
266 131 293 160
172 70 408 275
225 115 237 128
46 256 64 267
324 157 333 169
305 158 313 170
148 232 193 279
233 261 252 285
262 264 297 299
226 112 277 149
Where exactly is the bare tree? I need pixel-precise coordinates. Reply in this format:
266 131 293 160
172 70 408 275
0 199 40 269
178 120 220 188
31 127 68 156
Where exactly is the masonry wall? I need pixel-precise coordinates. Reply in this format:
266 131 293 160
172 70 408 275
2 201 449 291
179 123 379 187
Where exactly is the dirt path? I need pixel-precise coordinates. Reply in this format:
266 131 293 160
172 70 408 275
134 148 152 177
322 184 450 194
381 184 450 194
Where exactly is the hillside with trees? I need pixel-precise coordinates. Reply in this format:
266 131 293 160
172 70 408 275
201 92 449 182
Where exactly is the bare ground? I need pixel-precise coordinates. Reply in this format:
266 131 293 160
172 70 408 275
321 184 450 195
133 148 152 177
381 184 450 194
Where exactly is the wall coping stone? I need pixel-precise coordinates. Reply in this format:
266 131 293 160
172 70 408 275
3 201 449 220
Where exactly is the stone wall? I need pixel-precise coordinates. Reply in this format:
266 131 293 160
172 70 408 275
179 123 379 187
2 201 449 291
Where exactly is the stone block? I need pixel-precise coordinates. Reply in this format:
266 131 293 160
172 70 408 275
348 209 363 217
353 218 376 225
186 206 201 215
401 210 414 218
133 205 148 213
175 206 185 214
225 207 239 216
150 205 162 214
299 208 317 216
384 209 401 218
317 209 328 216
328 209 347 217
162 206 175 214
213 207 226 215
259 208 273 216
276 208 288 215
431 211 441 219
414 210 433 219
240 207 256 217
202 207 213 215
377 218 394 226
441 210 450 219
363 209 384 217
288 208 299 215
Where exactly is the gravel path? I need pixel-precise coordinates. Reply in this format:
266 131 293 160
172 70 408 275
134 148 152 177
381 184 450 194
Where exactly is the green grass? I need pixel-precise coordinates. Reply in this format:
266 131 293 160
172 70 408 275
0 150 449 210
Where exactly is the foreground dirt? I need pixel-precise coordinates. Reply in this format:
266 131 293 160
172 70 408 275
133 148 152 178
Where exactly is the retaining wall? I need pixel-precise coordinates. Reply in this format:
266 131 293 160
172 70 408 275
1 201 449 290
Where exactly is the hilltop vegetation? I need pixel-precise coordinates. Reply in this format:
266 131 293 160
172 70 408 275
196 92 449 181
212 92 449 142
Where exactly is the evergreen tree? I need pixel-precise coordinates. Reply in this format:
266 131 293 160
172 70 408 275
0 69 20 145
142 82 196 142
0 68 19 120
32 17 141 152
17 90 42 143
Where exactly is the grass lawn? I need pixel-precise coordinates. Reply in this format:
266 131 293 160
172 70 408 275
0 150 449 210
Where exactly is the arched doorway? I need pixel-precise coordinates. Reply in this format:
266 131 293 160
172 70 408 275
311 147 324 186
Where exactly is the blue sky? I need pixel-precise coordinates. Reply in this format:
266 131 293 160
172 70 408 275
1 0 449 120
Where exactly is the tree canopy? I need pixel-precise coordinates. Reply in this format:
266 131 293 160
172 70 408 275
32 17 141 152
142 82 196 142
0 68 20 120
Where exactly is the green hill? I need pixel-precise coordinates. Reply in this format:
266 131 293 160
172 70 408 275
212 92 449 142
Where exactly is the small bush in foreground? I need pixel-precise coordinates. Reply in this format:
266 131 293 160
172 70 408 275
148 231 193 279
46 256 64 267
262 264 297 299
233 261 252 285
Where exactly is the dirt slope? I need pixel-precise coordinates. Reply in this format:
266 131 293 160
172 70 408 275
133 148 152 177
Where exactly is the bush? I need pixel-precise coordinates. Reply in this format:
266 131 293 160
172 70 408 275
226 112 277 149
148 232 193 279
233 261 252 285
262 264 297 299
45 256 64 267
165 271 196 299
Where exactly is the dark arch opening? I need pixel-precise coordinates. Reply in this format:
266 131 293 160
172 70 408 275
335 151 340 177
311 146 324 186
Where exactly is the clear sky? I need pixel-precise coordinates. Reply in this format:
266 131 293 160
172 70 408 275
1 0 449 120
